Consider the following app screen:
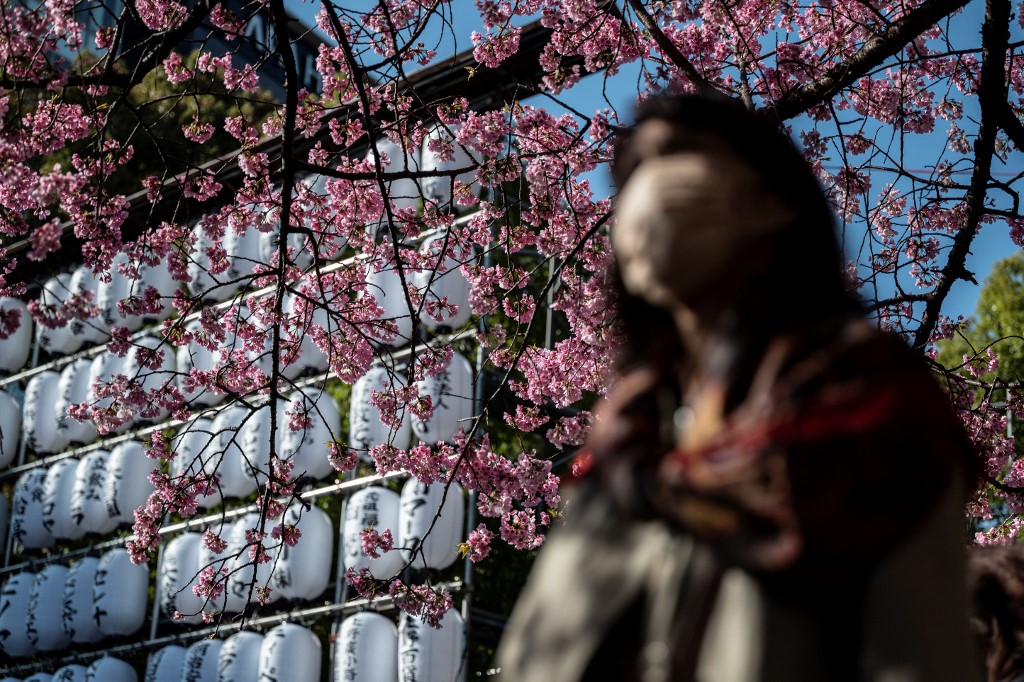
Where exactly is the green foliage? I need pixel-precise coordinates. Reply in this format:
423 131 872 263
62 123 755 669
937 251 1024 388
36 50 277 197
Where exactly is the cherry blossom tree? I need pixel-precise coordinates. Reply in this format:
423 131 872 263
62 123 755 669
1 0 1022 641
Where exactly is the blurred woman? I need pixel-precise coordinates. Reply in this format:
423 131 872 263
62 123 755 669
497 94 980 681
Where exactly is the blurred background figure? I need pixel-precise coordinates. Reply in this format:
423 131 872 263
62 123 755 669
497 93 981 681
969 545 1024 682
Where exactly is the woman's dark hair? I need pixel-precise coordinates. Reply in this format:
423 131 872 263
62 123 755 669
609 93 860 363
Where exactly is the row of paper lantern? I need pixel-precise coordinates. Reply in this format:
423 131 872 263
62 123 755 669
158 508 333 624
14 169 423 359
9 442 154 549
167 359 472 511
0 225 473 381
188 123 482 307
148 606 461 682
142 623 322 682
0 622 316 682
335 609 465 682
160 480 464 625
0 657 137 682
0 608 464 682
0 252 473 463
1 346 472 480
0 548 148 657
371 125 482 215
7 359 472 551
2 479 463 655
1 126 479 367
184 231 473 344
10 447 148 548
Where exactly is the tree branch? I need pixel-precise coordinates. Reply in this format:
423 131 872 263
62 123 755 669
621 0 719 94
0 0 214 90
761 0 970 123
912 0 1009 349
999 101 1024 152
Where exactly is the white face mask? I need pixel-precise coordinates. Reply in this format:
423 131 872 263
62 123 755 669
612 152 798 309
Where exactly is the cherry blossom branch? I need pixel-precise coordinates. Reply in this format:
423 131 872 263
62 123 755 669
620 0 718 94
0 0 216 90
912 0 1009 349
763 0 970 122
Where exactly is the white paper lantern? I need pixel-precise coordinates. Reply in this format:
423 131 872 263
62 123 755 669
280 290 329 379
24 674 52 682
134 258 178 324
56 358 97 445
259 623 320 682
104 440 155 526
52 664 87 682
23 371 68 454
176 319 221 407
93 548 149 636
239 399 286 489
398 608 465 682
173 417 221 510
85 351 125 417
225 218 263 284
125 335 175 423
281 387 339 481
0 296 32 373
70 450 117 536
0 389 20 469
219 630 264 682
238 303 273 378
42 458 84 541
0 494 7 554
158 532 205 625
413 234 473 331
212 312 242 370
257 205 314 271
411 351 474 444
145 645 186 682
188 220 231 304
0 572 37 657
181 638 222 682
195 518 231 620
211 404 257 500
12 468 55 549
62 557 102 644
365 266 414 347
27 564 70 651
84 657 136 682
96 252 136 331
68 265 105 345
420 123 481 211
344 486 403 579
334 611 399 682
349 366 410 461
399 480 465 571
212 303 270 381
295 174 334 262
225 513 278 612
37 273 81 356
271 504 333 602
366 138 421 232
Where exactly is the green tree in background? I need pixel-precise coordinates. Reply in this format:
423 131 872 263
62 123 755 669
938 251 1024 391
29 50 277 197
938 251 1024 540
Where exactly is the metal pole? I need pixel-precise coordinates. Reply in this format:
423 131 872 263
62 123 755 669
460 197 495 681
